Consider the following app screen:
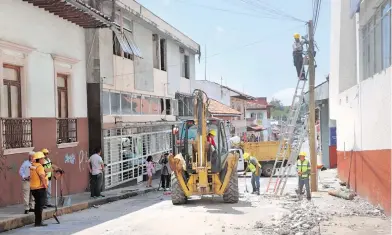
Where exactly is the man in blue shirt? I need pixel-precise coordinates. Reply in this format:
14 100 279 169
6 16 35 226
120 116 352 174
19 152 35 214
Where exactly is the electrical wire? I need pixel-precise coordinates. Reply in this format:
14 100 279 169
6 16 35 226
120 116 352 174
174 0 303 22
100 24 304 81
312 0 322 34
235 0 306 23
252 0 306 23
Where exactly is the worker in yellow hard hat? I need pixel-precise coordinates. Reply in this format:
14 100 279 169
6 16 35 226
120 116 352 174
41 148 60 208
296 151 311 200
292 33 306 80
243 152 262 195
207 129 217 148
30 151 48 227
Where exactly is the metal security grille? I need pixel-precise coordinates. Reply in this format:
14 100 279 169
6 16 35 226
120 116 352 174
103 126 172 189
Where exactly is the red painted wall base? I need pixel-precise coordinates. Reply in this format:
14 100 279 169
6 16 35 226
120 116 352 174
337 149 391 215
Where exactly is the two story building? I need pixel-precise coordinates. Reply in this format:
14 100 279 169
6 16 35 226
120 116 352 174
84 0 200 189
0 0 111 206
330 0 391 214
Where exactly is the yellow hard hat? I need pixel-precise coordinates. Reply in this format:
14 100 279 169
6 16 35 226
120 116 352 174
294 33 300 39
209 130 217 136
33 151 45 160
299 152 307 157
41 148 49 154
243 152 250 160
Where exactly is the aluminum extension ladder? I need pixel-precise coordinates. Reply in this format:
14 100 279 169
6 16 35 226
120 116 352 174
274 113 309 195
265 65 308 194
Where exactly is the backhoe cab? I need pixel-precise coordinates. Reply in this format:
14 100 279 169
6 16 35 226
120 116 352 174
169 89 239 205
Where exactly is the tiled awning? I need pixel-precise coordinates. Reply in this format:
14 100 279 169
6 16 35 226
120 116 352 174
23 0 112 28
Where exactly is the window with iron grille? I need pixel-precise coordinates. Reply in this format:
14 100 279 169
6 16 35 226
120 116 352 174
56 74 77 144
103 128 172 189
1 65 32 150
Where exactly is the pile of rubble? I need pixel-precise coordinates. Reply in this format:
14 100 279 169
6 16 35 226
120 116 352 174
255 200 329 235
333 197 386 218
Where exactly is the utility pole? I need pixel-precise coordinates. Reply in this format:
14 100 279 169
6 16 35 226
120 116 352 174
308 20 318 192
204 44 207 80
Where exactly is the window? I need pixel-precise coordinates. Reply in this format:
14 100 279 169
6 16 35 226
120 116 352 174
3 65 21 118
160 39 166 71
165 99 171 115
113 31 133 60
103 91 110 115
150 97 161 114
362 1 392 79
141 96 151 114
219 122 228 155
121 93 133 115
133 95 141 114
57 74 68 118
110 92 121 115
382 1 391 69
182 55 190 79
153 34 159 69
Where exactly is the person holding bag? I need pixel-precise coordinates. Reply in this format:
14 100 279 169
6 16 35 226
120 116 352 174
29 151 48 227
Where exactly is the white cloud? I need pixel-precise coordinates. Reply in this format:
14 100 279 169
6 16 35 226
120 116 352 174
271 87 296 106
216 26 225 33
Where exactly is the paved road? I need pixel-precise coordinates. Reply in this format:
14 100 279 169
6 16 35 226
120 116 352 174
3 176 291 235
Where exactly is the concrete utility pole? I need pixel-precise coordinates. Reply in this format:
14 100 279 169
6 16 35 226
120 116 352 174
307 20 318 192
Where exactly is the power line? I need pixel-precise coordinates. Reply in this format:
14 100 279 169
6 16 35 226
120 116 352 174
251 0 306 23
101 24 304 80
174 0 304 22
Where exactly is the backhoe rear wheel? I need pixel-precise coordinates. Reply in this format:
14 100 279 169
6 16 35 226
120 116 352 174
223 169 239 203
171 173 187 205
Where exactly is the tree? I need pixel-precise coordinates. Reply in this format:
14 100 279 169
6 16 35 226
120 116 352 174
270 98 290 120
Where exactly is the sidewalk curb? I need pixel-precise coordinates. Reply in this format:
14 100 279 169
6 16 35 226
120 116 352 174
0 188 155 233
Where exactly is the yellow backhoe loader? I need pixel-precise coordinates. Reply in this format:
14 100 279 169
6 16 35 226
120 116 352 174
169 89 239 205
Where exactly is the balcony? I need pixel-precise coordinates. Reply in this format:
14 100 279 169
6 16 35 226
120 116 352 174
57 118 77 147
1 118 33 151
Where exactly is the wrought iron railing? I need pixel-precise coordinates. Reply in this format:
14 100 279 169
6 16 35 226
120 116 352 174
57 118 77 144
0 118 33 149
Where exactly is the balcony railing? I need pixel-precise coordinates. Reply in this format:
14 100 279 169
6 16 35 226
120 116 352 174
0 118 33 150
57 118 77 144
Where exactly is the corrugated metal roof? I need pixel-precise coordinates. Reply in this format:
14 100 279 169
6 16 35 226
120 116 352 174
24 0 111 28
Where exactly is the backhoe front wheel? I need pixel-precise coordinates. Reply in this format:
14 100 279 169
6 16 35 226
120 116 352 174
171 173 187 205
223 170 239 203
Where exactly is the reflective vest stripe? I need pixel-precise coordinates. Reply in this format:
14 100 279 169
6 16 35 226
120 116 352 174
297 159 309 178
44 158 52 178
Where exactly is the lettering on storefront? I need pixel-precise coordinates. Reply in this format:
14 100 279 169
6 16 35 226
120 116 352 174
64 154 76 165
78 150 89 172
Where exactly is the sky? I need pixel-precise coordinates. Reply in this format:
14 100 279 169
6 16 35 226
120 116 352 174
137 0 330 105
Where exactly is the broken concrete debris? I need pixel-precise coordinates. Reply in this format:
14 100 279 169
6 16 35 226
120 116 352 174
258 200 328 235
328 189 355 200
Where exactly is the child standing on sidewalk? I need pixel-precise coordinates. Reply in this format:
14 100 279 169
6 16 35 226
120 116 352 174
146 156 155 187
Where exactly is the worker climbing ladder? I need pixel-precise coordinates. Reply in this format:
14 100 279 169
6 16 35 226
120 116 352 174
265 64 308 194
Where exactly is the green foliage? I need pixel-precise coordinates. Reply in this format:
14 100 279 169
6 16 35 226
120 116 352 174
270 98 290 121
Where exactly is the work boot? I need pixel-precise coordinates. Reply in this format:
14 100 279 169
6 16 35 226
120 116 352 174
29 208 35 212
256 190 260 195
35 223 47 227
46 204 54 208
24 210 29 214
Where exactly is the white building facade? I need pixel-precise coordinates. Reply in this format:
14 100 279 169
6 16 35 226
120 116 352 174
87 0 200 189
0 0 109 207
330 0 391 214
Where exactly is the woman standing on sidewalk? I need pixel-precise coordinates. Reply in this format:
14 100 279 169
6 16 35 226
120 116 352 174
146 156 155 187
29 151 48 227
